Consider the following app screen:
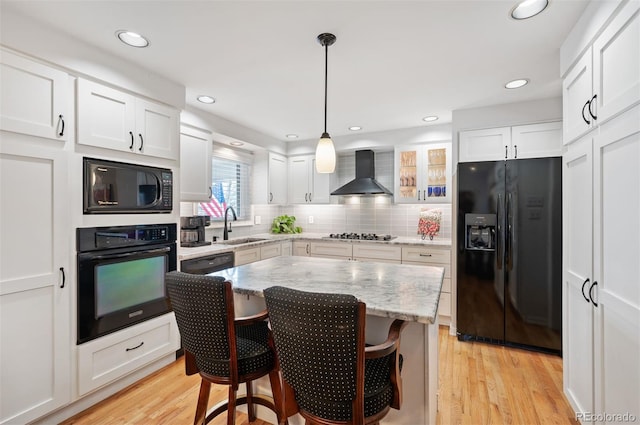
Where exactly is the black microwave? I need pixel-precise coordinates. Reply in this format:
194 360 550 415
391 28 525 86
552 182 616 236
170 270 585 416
83 157 173 214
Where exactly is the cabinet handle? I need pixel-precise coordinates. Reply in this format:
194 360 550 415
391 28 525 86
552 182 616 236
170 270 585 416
588 94 597 120
309 193 312 202
514 145 518 159
306 244 310 255
581 278 590 302
505 145 508 159
208 187 212 199
129 131 134 150
418 190 421 201
423 190 426 200
125 341 144 352
419 253 432 257
582 100 591 125
269 192 273 202
58 115 65 137
305 193 308 202
138 133 144 151
589 280 598 307
59 267 65 288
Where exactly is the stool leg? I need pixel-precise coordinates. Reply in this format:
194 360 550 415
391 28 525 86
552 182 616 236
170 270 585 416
246 380 256 421
227 387 237 425
194 379 211 425
268 369 285 425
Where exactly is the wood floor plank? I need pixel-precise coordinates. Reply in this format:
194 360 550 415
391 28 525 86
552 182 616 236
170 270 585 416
63 327 577 425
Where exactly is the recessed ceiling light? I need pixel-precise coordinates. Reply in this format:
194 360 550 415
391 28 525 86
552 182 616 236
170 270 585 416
286 134 299 139
115 30 149 48
230 141 244 146
505 78 529 89
349 126 362 131
422 116 439 122
510 0 549 20
197 95 216 104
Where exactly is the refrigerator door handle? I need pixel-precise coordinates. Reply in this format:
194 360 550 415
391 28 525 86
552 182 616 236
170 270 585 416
506 192 513 270
497 193 503 269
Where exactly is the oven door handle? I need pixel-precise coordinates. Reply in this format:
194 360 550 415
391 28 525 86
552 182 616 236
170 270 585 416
90 246 170 260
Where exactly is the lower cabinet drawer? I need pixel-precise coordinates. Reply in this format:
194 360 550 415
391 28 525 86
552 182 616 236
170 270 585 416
235 247 260 266
77 313 180 396
310 242 353 258
402 246 450 265
352 244 401 261
260 243 281 260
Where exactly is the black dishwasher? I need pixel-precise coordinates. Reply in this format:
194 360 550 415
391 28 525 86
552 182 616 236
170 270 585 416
180 251 235 274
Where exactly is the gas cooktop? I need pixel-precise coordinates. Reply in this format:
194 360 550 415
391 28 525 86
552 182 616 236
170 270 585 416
324 233 397 241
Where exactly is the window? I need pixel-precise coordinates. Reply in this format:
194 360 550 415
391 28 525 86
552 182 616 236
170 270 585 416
198 147 252 221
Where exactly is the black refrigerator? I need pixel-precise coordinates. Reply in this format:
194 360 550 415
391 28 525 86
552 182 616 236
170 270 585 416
457 157 562 353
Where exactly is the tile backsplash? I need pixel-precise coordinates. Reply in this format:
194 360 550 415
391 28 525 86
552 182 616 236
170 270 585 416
200 201 452 242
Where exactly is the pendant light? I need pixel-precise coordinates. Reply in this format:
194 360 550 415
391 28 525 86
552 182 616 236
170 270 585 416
315 33 337 173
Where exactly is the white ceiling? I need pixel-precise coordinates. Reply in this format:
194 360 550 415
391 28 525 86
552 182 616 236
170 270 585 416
2 0 587 142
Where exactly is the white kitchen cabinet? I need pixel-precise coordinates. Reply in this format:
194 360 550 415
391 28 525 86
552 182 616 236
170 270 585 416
281 241 292 256
562 0 640 145
268 152 288 204
352 244 401 264
260 243 282 260
562 134 595 416
0 49 69 141
592 105 639 420
310 241 353 260
77 313 180 396
459 122 562 162
402 246 452 323
234 247 261 266
252 151 288 205
395 142 452 204
292 241 311 256
77 78 179 160
458 127 511 163
0 139 71 424
179 125 212 202
562 105 640 423
288 155 331 204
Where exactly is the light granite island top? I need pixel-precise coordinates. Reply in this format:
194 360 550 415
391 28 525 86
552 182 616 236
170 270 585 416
208 255 443 425
209 256 445 325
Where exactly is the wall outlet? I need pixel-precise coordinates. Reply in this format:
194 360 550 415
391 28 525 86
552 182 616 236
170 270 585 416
254 215 261 225
308 216 314 224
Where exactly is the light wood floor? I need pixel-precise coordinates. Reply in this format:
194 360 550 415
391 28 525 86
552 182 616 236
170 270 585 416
60 327 577 425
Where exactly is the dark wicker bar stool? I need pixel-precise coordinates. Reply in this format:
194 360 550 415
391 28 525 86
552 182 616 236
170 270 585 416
264 285 406 425
166 271 284 425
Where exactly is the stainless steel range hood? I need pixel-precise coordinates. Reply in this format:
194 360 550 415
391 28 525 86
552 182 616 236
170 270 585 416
331 150 393 196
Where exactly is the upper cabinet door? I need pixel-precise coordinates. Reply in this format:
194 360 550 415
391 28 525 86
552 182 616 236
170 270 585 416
562 50 594 145
268 152 288 204
77 78 179 160
135 98 179 159
511 121 563 159
77 78 136 152
0 50 68 142
310 157 331 204
288 156 310 204
459 127 511 162
592 0 640 125
180 126 212 202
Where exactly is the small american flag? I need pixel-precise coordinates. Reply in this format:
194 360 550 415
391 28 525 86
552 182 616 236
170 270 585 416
200 182 227 217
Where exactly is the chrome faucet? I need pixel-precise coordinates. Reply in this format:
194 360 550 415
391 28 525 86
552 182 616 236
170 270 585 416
223 206 237 240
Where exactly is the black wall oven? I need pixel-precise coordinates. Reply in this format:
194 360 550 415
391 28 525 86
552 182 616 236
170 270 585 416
77 223 177 344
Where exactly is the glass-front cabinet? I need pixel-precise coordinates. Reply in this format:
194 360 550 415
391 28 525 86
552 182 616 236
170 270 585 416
394 142 451 204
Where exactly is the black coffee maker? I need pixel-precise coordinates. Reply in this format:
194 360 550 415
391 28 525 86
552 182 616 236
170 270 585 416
180 216 211 247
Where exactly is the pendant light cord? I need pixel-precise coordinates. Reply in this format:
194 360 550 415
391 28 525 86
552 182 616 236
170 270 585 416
324 42 328 134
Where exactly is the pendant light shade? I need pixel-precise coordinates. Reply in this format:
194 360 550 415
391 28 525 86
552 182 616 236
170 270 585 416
316 33 337 174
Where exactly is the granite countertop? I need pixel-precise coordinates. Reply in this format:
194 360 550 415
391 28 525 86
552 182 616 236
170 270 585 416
178 232 451 261
208 256 445 324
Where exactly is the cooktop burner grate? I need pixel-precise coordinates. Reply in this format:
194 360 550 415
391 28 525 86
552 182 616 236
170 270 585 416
325 233 397 241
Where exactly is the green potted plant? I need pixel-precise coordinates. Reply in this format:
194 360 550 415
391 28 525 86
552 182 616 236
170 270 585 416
271 215 302 234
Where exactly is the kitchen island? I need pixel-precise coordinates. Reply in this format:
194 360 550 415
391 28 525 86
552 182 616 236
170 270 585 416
209 256 444 425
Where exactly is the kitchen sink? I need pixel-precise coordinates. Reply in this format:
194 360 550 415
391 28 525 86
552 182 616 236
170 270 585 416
216 237 268 245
